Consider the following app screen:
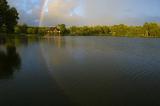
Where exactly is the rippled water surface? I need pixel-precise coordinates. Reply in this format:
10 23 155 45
0 36 160 106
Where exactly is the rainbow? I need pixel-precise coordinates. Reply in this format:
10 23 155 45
39 0 49 26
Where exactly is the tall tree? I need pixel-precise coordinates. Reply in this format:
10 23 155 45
0 0 9 28
143 22 160 37
0 0 19 33
57 24 67 35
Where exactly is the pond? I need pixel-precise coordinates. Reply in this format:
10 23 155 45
0 36 160 105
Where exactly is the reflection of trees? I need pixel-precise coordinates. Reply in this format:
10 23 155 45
0 37 6 45
0 37 39 47
0 44 21 79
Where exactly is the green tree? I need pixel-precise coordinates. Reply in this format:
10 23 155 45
14 26 21 34
14 24 26 34
6 7 19 33
127 26 144 37
19 24 28 34
111 24 128 36
57 24 67 35
38 27 47 35
27 27 34 34
0 0 19 33
102 26 111 35
0 0 9 27
143 22 160 37
0 24 7 33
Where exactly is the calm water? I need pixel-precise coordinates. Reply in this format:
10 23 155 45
0 36 160 106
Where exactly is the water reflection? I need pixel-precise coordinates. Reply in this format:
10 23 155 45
44 36 65 48
1 37 160 105
0 44 21 79
53 36 64 48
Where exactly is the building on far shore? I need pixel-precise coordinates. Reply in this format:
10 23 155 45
46 27 61 35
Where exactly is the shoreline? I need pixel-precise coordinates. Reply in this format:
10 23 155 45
0 34 160 39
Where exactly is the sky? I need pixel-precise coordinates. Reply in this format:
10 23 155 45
7 0 160 26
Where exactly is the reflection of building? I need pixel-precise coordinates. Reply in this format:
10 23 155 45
47 27 61 35
45 36 65 48
54 36 62 48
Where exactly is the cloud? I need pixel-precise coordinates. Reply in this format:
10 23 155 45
8 0 44 25
40 0 85 26
82 0 160 25
7 0 160 26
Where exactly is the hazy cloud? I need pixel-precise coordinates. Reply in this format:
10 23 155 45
7 0 160 26
41 0 85 26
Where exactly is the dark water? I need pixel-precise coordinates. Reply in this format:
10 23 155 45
0 36 160 106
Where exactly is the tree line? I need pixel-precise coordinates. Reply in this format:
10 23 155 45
14 24 68 35
68 23 160 37
5 22 160 37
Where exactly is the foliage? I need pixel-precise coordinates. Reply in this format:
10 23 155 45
14 24 28 34
57 24 68 35
27 27 38 34
0 24 7 33
68 25 111 35
0 0 19 33
111 24 128 36
9 22 160 37
14 25 49 35
67 23 160 37
143 22 160 37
